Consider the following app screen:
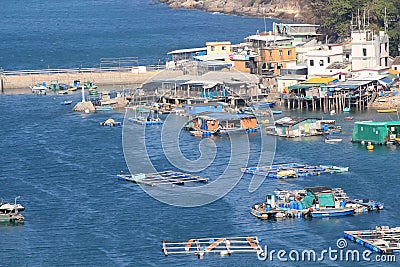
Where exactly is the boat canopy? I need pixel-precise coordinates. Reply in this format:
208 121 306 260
318 193 335 208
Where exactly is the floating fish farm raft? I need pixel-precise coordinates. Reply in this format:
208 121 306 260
117 170 209 186
344 226 400 254
241 163 349 179
162 236 264 259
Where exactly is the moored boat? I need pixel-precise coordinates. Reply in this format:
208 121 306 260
324 137 343 143
0 197 25 224
60 100 73 105
310 208 355 217
377 109 397 113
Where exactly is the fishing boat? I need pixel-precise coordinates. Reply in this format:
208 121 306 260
58 90 68 95
60 100 73 105
272 110 282 115
95 106 113 111
343 107 350 112
0 197 25 224
128 106 163 125
324 137 343 143
310 208 355 217
377 109 397 113
344 117 353 121
346 199 384 211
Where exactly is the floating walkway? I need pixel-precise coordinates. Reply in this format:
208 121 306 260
344 226 400 254
162 236 264 258
241 163 349 179
117 170 209 186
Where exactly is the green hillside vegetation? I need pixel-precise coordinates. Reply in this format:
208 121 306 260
320 0 400 56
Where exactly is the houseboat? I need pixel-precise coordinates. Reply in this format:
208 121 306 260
185 112 258 137
265 117 331 138
352 120 400 145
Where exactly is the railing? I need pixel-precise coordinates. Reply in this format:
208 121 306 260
2 66 142 76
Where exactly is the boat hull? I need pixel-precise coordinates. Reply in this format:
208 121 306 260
311 208 354 217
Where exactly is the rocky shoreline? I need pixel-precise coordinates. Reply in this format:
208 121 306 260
155 0 315 22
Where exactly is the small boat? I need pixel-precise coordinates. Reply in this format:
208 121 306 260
343 107 350 112
58 90 68 95
344 117 353 121
310 208 355 217
60 100 72 105
95 106 114 111
0 197 25 224
348 199 384 211
272 110 282 115
324 137 343 143
377 109 397 113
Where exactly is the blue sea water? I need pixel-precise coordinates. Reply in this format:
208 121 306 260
0 0 275 70
0 1 399 266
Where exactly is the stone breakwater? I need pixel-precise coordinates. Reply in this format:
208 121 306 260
0 70 163 91
156 0 313 22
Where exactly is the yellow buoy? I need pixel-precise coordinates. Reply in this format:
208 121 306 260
367 142 374 151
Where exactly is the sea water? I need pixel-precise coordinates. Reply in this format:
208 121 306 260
0 1 399 266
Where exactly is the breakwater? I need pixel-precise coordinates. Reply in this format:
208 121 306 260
0 67 163 92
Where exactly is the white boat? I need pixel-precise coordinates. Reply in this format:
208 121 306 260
324 137 343 143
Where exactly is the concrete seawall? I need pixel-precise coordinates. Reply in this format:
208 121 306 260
0 69 165 91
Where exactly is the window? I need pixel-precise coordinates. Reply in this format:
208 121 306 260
327 57 330 63
288 50 292 56
339 75 342 80
269 51 272 57
279 50 283 56
310 60 314 66
319 60 324 66
211 46 215 51
222 46 226 51
363 48 367 57
245 62 250 68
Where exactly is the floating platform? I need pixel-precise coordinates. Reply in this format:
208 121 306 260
344 226 400 254
117 170 209 186
162 236 264 258
241 163 349 179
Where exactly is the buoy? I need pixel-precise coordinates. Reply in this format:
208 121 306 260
366 142 374 151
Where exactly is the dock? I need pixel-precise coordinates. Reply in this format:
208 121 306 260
117 170 209 186
241 163 349 179
162 236 264 258
344 226 400 254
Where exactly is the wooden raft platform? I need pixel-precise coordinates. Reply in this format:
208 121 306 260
162 236 264 258
117 170 209 186
241 162 349 179
344 226 400 254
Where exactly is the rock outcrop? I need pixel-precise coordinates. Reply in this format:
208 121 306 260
157 0 318 22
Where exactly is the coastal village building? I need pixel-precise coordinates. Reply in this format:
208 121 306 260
351 27 389 75
272 23 321 46
244 33 296 76
307 44 344 77
390 56 400 76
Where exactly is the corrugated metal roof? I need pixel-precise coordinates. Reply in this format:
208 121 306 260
303 77 337 84
197 112 255 121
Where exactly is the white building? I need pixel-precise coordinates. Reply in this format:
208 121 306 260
351 29 389 72
307 44 344 77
